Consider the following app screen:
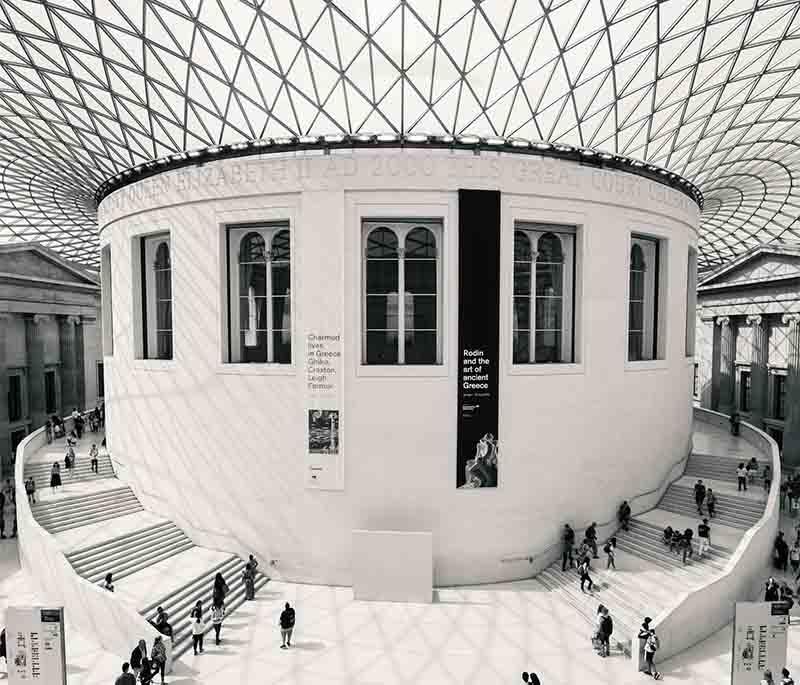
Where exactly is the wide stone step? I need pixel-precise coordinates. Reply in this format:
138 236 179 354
85 539 196 584
660 492 763 521
67 521 176 562
666 485 766 513
657 502 756 530
615 535 723 576
39 502 145 534
33 493 141 524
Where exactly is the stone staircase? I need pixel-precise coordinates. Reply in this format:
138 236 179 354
28 446 269 663
534 451 767 655
684 453 770 485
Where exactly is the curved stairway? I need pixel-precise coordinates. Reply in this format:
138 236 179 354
25 436 269 660
534 427 769 655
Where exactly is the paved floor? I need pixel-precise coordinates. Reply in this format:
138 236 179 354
2 420 792 684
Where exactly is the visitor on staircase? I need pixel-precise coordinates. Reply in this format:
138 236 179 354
103 573 114 592
763 669 775 685
782 480 789 511
89 444 99 474
730 411 740 436
242 557 257 600
139 653 154 684
790 543 800 576
765 577 780 601
592 604 605 653
212 572 229 607
279 602 295 649
114 662 135 685
598 607 613 658
604 537 617 570
775 532 789 572
643 628 662 679
662 526 674 550
706 489 716 518
738 463 748 492
150 636 167 684
578 557 594 593
617 501 631 531
521 673 541 684
693 479 706 515
584 522 599 559
64 446 75 477
129 640 147 679
152 608 173 639
561 524 575 571
637 617 653 672
45 419 53 444
697 519 711 559
764 464 772 492
681 528 694 564
747 457 759 485
50 463 61 493
24 477 35 504
211 601 225 645
190 601 203 621
191 614 206 655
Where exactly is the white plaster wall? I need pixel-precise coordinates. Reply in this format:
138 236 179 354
98 149 699 586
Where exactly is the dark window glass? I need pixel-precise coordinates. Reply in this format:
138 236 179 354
153 241 172 360
628 241 651 362
45 371 56 414
97 363 105 398
365 228 400 365
513 231 533 363
740 371 751 411
403 228 437 364
535 233 564 362
693 363 699 397
775 375 787 420
366 330 398 364
8 375 21 422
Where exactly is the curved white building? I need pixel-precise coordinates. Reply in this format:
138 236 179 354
98 144 699 585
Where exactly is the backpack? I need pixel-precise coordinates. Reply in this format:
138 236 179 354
601 615 613 635
603 542 611 554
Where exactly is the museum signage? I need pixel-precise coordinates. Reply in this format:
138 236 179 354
731 601 789 685
305 332 344 490
7 607 67 685
456 189 501 488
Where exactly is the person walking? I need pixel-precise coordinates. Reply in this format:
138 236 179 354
561 524 575 571
697 519 711 560
50 462 61 494
89 443 99 474
681 528 694 564
618 501 631 532
738 463 748 491
211 601 225 645
578 557 594 593
153 607 172 639
598 607 613 657
279 602 295 649
637 617 653 672
64 446 74 477
644 628 662 678
115 663 136 685
764 465 772 492
129 640 146 679
191 614 206 655
150 636 166 685
775 532 789 572
706 489 717 519
139 654 154 685
585 522 599 559
212 572 229 607
242 560 256 600
693 479 706 515
604 537 617 570
103 573 114 592
782 480 789 511
592 604 606 653
730 411 740 436
190 600 203 621
24 477 35 504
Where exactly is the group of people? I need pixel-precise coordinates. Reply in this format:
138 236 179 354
662 518 712 564
122 637 168 685
0 480 16 539
45 405 103 444
781 472 800 515
736 457 769 493
592 604 614 657
48 435 102 493
761 667 795 684
692 479 717 518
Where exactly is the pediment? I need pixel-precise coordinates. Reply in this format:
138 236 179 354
699 245 800 290
0 245 98 287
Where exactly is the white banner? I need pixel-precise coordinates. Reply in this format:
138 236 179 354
732 601 789 685
7 607 66 685
304 332 343 490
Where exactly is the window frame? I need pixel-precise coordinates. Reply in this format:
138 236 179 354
133 231 173 362
224 221 293 365
101 243 113 356
44 367 58 415
360 218 444 367
771 369 787 421
693 362 699 398
7 371 24 424
738 367 752 412
512 222 577 365
97 361 105 399
626 232 667 365
685 247 697 357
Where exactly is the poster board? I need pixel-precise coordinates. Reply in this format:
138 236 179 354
6 606 67 685
731 601 789 685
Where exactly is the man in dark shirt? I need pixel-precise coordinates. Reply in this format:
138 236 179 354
693 479 706 515
280 602 295 649
697 518 711 559
562 524 575 571
585 522 599 559
115 662 136 685
618 501 632 532
682 528 694 564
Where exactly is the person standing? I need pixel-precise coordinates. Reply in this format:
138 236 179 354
775 532 789 572
115 663 136 685
578 557 594 593
50 462 61 494
89 443 99 474
212 572 229 607
24 477 35 504
681 528 694 564
150 636 166 685
693 479 706 515
191 614 206 655
599 607 613 657
737 463 748 491
190 600 203 621
103 573 114 592
644 629 661 678
764 465 772 493
697 519 711 560
618 501 631 532
280 602 295 649
791 543 800 576
242 560 256 600
129 640 146 679
585 522 599 559
561 524 575 571
730 411 740 436
637 617 653 672
605 537 617 570
706 489 716 519
211 601 225 645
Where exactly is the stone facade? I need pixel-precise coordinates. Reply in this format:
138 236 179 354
695 244 800 465
0 243 102 476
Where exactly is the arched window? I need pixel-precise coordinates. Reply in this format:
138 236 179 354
512 223 576 364
628 236 660 361
227 223 291 364
154 242 172 359
363 220 441 365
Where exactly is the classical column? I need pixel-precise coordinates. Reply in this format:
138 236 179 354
25 314 49 428
747 314 768 427
74 317 85 409
783 313 800 466
716 316 735 414
0 314 11 475
58 315 81 412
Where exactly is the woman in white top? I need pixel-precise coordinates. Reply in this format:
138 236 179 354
737 463 748 492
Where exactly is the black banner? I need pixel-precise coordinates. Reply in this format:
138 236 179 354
457 189 501 488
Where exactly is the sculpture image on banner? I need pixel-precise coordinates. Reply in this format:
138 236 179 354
6 606 67 685
461 433 499 488
308 409 339 454
731 601 789 685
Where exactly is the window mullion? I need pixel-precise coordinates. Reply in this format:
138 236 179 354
530 241 536 364
398 253 405 365
266 253 274 363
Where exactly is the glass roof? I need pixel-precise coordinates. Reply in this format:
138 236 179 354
0 0 798 268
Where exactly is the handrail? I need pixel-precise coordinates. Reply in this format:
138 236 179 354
500 434 693 566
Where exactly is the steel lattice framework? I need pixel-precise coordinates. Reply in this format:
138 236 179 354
0 0 798 268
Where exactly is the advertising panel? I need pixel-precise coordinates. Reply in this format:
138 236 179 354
7 607 67 685
305 332 344 489
731 601 789 685
456 189 501 488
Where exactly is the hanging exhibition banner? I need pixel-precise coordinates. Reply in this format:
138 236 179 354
731 601 789 685
305 332 344 490
456 189 501 488
6 607 67 685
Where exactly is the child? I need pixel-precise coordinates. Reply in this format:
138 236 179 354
192 614 205 655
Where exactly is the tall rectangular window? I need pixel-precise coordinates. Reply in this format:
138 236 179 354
739 370 751 411
513 223 577 364
8 374 22 422
362 219 442 365
686 248 697 356
97 362 104 398
225 223 291 364
138 234 172 360
101 244 113 355
774 374 787 420
628 235 661 362
44 370 56 414
693 362 699 397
